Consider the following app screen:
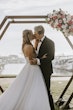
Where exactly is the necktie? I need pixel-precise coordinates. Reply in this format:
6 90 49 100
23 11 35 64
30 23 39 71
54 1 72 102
34 39 40 50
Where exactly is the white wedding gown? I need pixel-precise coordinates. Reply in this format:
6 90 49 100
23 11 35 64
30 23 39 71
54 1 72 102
0 57 51 110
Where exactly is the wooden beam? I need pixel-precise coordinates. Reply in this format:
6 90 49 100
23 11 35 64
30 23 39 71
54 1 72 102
11 20 46 23
0 15 73 51
0 21 11 40
0 86 4 93
6 15 48 19
65 37 73 50
0 16 8 29
0 15 48 29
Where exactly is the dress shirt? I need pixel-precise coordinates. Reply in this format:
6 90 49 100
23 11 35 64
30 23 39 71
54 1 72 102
36 36 45 65
36 36 45 54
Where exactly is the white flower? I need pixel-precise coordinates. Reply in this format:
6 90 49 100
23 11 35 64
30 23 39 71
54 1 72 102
47 18 50 21
69 26 72 29
55 19 58 24
57 14 61 18
63 18 67 23
62 25 67 29
62 29 66 33
65 24 68 27
58 19 63 23
64 32 69 37
66 29 69 33
53 12 57 16
54 23 57 28
47 14 52 18
60 9 65 15
71 25 73 28
46 9 73 37
66 14 71 22
70 32 73 36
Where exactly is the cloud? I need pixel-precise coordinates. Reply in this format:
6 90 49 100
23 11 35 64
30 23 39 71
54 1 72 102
0 0 73 10
0 0 73 16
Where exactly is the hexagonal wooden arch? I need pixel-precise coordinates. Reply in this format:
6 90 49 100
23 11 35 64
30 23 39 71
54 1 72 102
0 15 73 49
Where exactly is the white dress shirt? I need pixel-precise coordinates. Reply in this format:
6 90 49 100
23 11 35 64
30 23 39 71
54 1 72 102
36 36 45 54
31 36 45 65
36 36 45 65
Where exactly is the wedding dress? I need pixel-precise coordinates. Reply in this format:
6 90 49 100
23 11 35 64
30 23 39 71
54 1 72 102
0 57 51 110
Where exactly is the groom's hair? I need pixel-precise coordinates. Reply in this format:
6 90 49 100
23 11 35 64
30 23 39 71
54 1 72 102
34 25 44 35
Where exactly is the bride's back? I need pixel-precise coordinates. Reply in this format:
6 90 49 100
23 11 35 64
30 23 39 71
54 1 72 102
22 30 36 60
22 44 36 60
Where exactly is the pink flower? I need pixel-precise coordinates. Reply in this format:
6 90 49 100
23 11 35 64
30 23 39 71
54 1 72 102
69 28 73 32
68 20 73 25
57 23 62 28
46 9 73 37
52 16 57 20
61 15 65 18
71 16 73 19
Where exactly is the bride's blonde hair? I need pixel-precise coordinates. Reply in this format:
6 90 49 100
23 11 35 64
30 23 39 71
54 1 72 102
22 30 32 53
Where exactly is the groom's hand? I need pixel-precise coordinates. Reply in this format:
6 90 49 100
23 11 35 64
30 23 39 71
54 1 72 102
29 58 37 65
41 53 47 59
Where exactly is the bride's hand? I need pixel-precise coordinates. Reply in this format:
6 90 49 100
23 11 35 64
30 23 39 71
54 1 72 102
29 58 37 65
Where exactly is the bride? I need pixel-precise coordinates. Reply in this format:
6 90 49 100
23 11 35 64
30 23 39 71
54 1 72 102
0 30 51 110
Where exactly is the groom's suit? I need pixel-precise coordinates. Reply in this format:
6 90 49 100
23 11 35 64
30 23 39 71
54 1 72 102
37 36 55 110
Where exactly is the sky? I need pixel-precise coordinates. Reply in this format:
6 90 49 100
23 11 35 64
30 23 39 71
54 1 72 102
0 0 73 56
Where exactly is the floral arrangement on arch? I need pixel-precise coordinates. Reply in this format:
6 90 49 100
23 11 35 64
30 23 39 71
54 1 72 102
46 9 73 37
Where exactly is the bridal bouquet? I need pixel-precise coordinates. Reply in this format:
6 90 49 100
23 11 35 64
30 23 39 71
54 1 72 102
46 9 73 37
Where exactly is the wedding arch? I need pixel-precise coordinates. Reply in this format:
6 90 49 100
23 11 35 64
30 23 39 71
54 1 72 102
0 9 73 49
0 9 73 109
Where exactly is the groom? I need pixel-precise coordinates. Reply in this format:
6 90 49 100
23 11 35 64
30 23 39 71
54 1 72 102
30 25 55 110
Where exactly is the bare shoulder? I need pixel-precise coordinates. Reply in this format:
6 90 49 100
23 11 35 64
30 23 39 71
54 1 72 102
24 44 33 50
23 44 34 59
